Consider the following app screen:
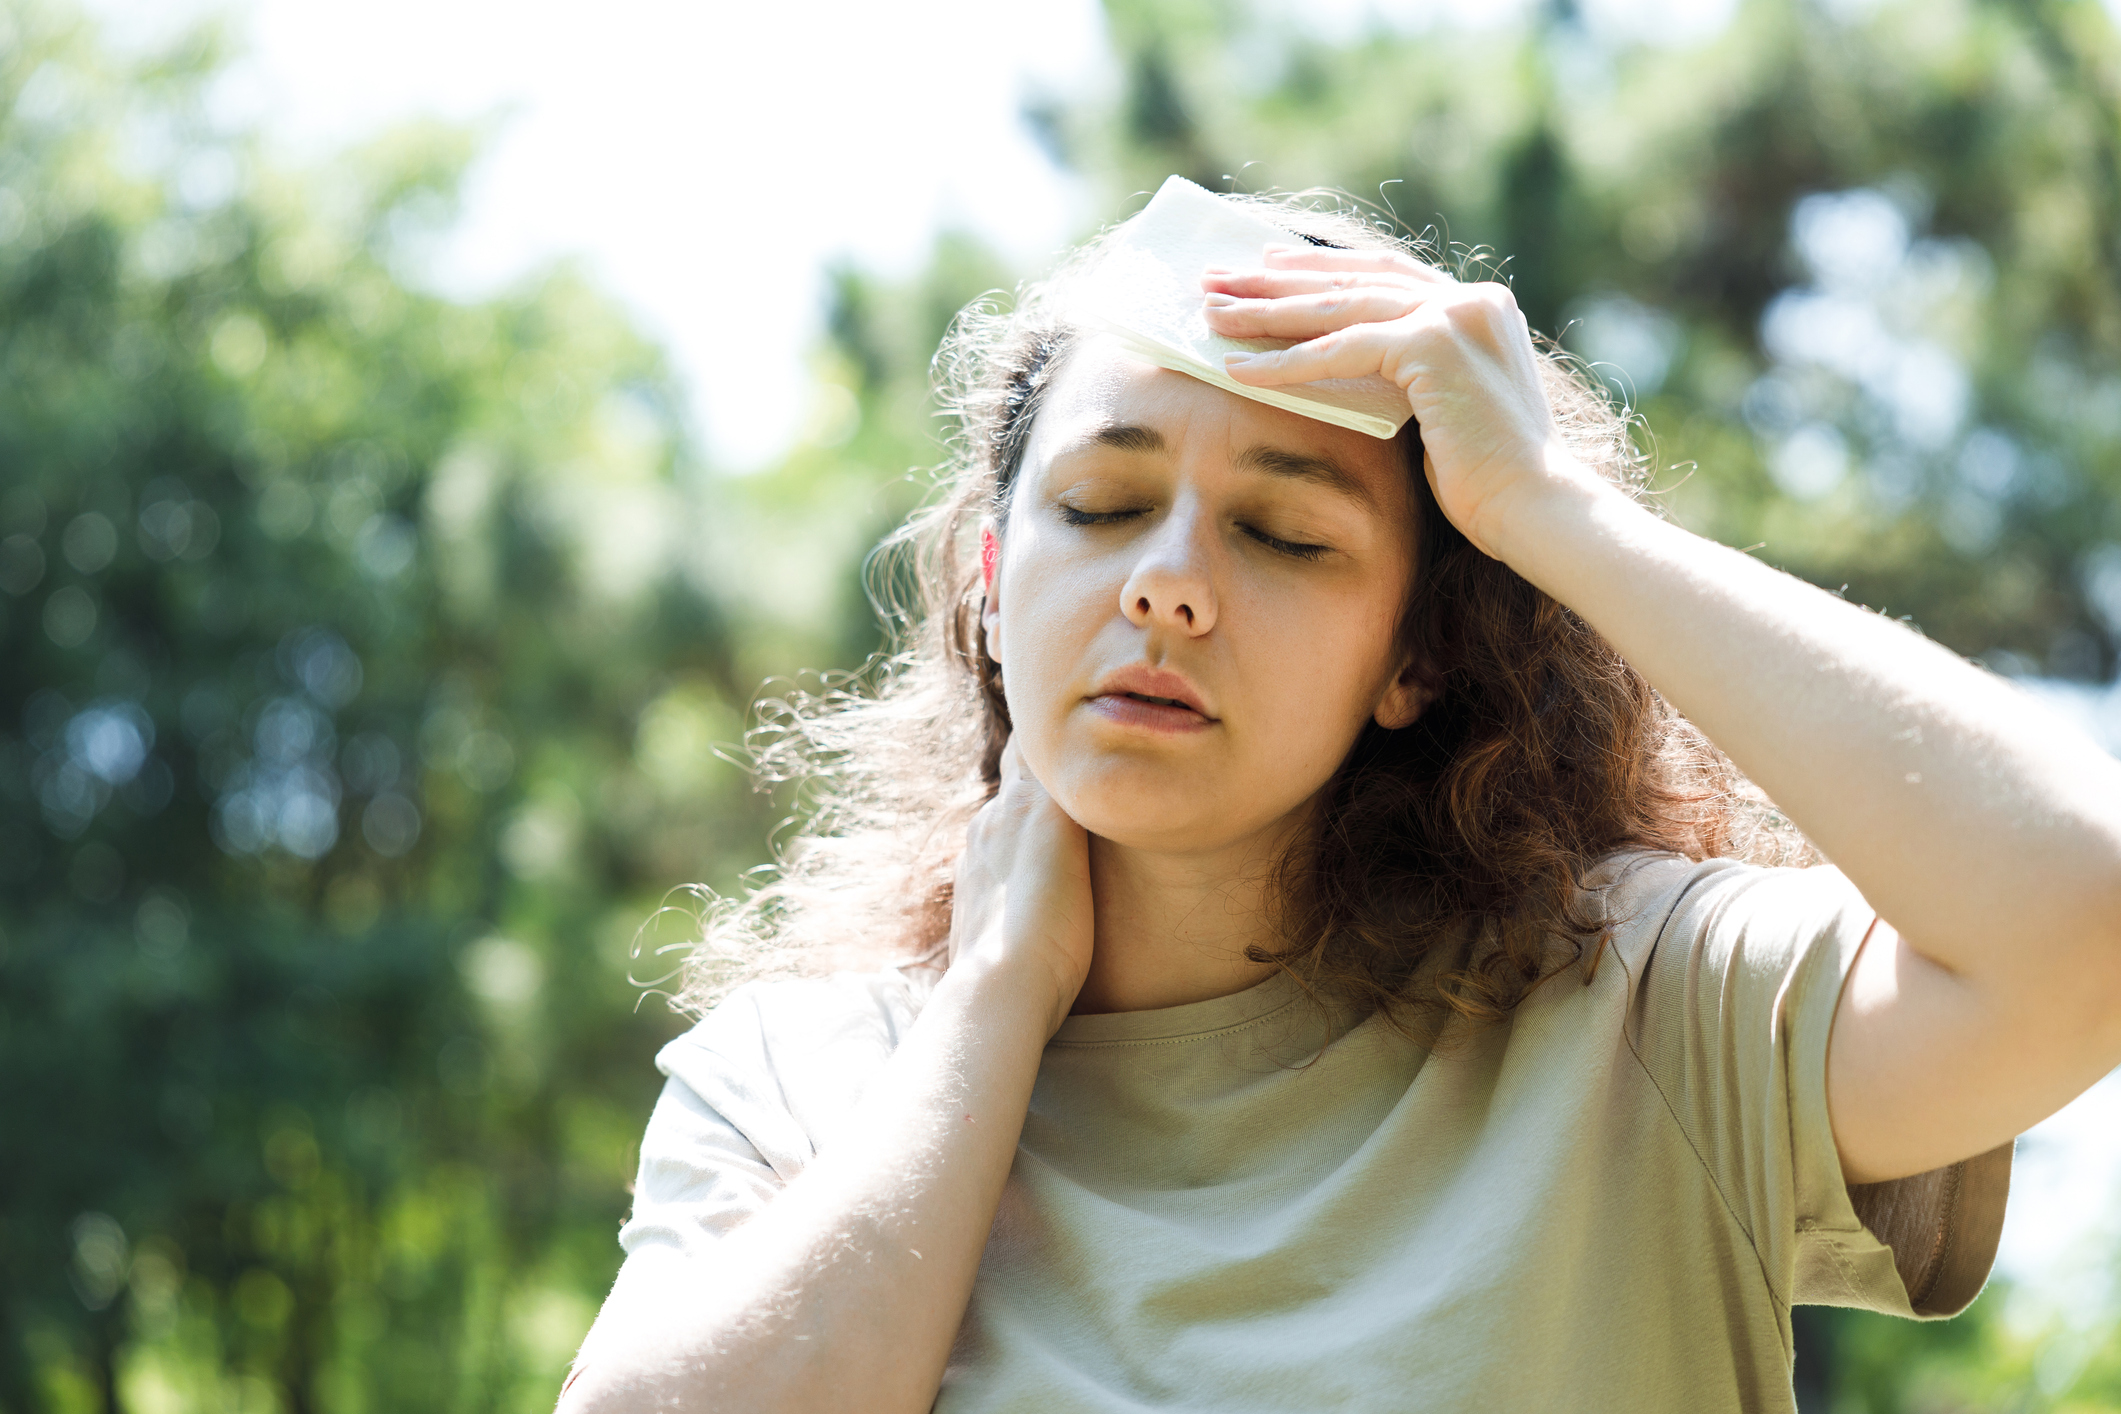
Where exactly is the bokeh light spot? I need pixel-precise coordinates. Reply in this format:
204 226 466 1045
60 512 117 573
42 585 97 646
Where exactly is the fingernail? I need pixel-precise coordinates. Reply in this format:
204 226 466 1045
1203 292 1237 307
1223 352 1257 367
1202 264 1232 275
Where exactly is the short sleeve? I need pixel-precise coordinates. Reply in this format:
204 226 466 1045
611 968 923 1266
1618 858 2010 1320
618 1076 785 1261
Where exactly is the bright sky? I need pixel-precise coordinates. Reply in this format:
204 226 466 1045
76 0 1660 471
116 0 1114 470
78 0 2121 1320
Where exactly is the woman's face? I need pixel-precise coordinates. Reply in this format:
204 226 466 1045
987 334 1424 857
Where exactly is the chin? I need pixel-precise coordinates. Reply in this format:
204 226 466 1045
1048 756 1278 856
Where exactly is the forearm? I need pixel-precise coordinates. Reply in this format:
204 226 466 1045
1488 466 2121 989
563 962 1049 1414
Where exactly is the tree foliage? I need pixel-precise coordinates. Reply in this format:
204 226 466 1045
4 0 2120 1409
1043 0 2121 679
0 5 802 1406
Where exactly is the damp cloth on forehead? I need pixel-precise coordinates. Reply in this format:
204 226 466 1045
1072 176 1415 440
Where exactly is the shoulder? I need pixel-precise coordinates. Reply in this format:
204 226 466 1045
654 966 930 1175
662 966 927 1070
1587 849 1871 977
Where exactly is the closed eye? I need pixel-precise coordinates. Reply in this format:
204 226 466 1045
1057 505 1146 527
1059 504 1329 561
1241 525 1330 561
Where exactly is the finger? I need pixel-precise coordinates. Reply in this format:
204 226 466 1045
1260 243 1455 284
1203 287 1436 341
1222 318 1423 391
1202 266 1435 298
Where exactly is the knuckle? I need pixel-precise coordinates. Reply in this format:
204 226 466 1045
1473 281 1518 311
1443 291 1490 325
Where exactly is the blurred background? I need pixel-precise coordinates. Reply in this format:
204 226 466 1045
3 0 2119 1407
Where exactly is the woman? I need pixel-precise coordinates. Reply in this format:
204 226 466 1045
560 186 2121 1412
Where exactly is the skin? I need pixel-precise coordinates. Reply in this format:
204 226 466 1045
560 244 2121 1413
985 336 1426 1013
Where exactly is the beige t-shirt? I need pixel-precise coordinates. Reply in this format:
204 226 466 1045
619 854 2011 1412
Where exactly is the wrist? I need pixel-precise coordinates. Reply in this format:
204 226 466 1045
1471 444 1644 572
936 947 1080 1042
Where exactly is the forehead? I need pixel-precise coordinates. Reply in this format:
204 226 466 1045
1026 334 1410 500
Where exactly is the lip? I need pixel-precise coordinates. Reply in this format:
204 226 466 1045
1086 664 1218 731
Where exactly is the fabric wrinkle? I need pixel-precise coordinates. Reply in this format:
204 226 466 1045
614 851 2012 1413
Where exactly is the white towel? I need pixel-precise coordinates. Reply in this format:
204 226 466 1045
1072 176 1415 440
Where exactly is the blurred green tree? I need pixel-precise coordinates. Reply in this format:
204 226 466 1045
9 0 2121 1408
0 4 839 1407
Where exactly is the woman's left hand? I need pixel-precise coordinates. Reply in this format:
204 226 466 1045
1208 252 2121 1194
1202 246 1603 559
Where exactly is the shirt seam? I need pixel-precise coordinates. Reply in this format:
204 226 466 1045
1610 873 1793 1315
1046 993 1317 1050
1911 1161 1959 1310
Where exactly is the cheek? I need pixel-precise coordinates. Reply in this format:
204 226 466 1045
1229 578 1402 749
995 533 1111 718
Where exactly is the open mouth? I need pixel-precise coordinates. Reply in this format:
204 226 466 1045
1091 690 1214 732
1090 665 1215 725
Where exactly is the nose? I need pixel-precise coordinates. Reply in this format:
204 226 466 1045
1119 503 1218 636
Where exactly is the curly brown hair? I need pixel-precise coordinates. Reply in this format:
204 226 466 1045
678 191 1804 1027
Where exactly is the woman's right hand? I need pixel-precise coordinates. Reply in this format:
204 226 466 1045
949 737 1095 1036
565 738 1093 1414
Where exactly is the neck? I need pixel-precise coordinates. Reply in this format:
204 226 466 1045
1071 817 1300 1015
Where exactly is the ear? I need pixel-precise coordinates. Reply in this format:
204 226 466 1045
979 518 1003 658
1372 653 1432 730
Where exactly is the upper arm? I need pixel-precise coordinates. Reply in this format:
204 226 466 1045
1626 858 2007 1313
1829 916 2115 1184
559 975 915 1411
562 1073 790 1409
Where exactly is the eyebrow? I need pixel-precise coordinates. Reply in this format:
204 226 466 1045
1086 422 1376 509
1090 423 1166 454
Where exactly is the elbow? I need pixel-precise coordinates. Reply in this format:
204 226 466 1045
555 1350 925 1414
553 1361 640 1414
552 1372 591 1414
552 1373 602 1414
555 1362 723 1414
